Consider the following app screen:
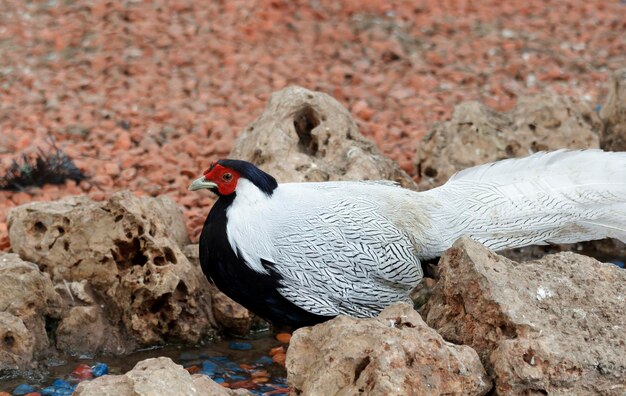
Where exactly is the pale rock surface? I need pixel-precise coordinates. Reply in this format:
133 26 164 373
230 86 417 188
55 305 125 355
423 237 626 395
0 312 35 371
287 302 492 396
599 68 626 151
73 357 251 396
0 253 64 369
7 191 215 353
73 374 135 396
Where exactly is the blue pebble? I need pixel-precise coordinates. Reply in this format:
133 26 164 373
207 355 229 362
609 260 625 268
254 355 273 365
52 379 72 389
228 374 246 381
41 388 74 396
92 362 109 377
56 389 74 396
200 361 217 376
40 387 59 396
224 362 244 373
212 377 225 383
12 383 35 396
228 341 253 351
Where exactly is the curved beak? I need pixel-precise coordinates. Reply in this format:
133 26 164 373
188 176 218 191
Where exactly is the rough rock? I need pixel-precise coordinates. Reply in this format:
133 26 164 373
0 312 35 371
7 192 215 353
498 238 626 264
74 357 251 396
183 244 254 336
229 86 417 188
73 374 135 396
209 285 254 336
0 253 64 369
55 305 126 355
423 237 626 395
125 357 208 396
287 302 492 396
599 68 626 151
415 94 601 190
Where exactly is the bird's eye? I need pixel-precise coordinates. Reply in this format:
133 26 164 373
222 172 233 182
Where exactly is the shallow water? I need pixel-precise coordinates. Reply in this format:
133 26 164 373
0 332 287 394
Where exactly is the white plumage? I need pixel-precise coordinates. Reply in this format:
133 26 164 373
201 150 626 320
421 150 626 256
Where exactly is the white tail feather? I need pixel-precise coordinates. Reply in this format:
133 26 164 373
419 150 626 258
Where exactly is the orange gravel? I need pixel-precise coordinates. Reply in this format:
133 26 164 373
275 332 292 344
1 1 624 249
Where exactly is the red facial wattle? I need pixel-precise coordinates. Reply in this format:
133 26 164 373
204 163 240 195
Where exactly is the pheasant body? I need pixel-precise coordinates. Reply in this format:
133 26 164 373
190 151 626 327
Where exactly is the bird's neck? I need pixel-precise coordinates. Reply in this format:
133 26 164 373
232 179 274 207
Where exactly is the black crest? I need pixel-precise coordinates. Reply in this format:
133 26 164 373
217 159 278 195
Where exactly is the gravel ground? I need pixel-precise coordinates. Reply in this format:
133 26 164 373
0 0 624 249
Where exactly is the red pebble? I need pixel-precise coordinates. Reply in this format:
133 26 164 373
275 332 292 343
25 393 42 396
268 346 284 356
251 370 269 378
272 353 286 366
71 363 94 380
185 365 200 374
229 380 258 390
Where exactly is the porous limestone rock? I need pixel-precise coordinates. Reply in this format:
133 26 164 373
73 357 251 396
423 237 626 395
55 305 126 355
0 312 35 371
599 68 626 151
0 253 64 369
7 191 215 353
287 302 492 396
415 94 601 190
230 86 417 188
